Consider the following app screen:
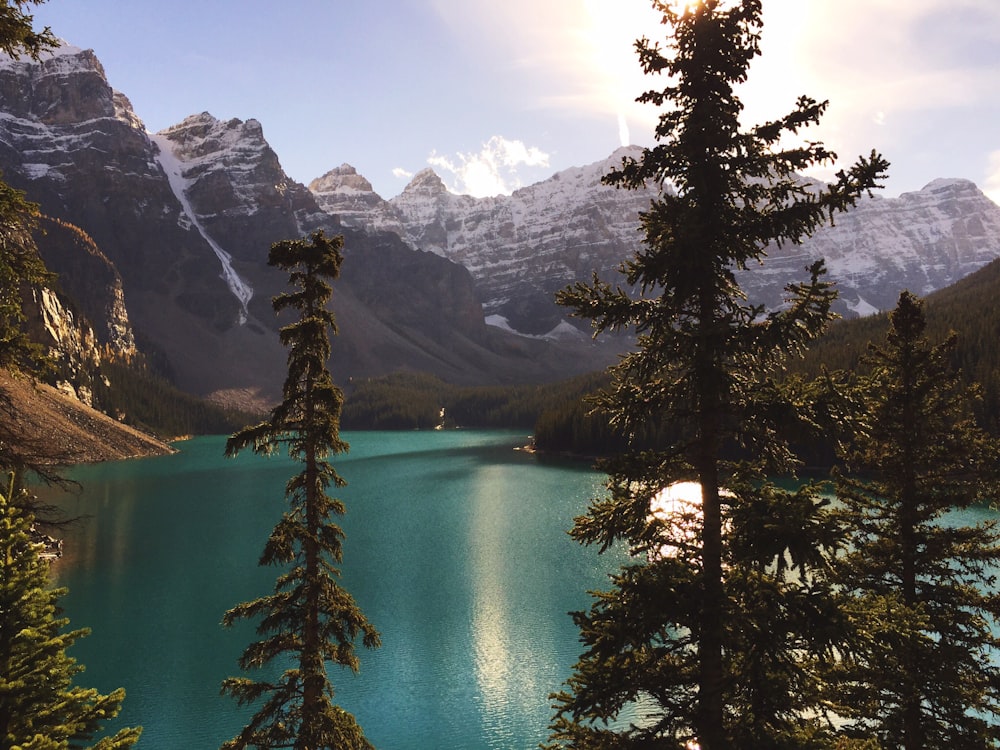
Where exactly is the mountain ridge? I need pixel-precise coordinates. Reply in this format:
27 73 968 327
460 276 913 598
312 152 1000 334
1 42 999 408
0 44 620 403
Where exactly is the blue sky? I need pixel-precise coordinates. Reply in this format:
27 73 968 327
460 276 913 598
30 0 1000 203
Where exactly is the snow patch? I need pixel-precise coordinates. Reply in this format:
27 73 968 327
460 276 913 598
486 315 587 341
845 295 881 317
150 133 254 324
21 163 55 179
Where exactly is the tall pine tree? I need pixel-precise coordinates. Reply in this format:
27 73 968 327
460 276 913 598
221 230 380 750
0 7 139 748
0 474 141 750
547 1 887 747
832 291 1000 749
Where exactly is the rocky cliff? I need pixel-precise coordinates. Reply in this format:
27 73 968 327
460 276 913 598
0 45 617 401
312 148 658 334
3 43 997 405
312 152 1000 332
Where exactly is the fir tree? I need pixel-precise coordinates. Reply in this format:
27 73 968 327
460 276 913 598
547 1 887 747
0 0 55 375
0 473 141 750
0 180 52 376
221 231 380 750
832 291 1000 749
0 1 56 61
0 10 139 748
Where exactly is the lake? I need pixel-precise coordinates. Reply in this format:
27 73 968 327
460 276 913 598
39 430 622 749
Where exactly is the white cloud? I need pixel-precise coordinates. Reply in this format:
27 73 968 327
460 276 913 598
392 167 413 180
427 136 550 198
984 150 1000 207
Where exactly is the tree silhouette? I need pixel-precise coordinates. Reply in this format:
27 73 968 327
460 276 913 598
832 291 1000 749
221 231 380 750
547 1 887 747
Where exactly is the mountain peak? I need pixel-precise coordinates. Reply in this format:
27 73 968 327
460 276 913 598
921 177 979 194
309 164 378 197
0 39 87 68
404 168 448 195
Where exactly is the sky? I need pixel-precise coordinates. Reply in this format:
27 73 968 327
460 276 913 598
29 0 1000 204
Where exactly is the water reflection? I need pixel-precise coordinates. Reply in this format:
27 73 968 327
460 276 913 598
38 432 616 750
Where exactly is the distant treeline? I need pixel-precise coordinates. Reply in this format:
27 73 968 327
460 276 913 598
340 371 610 433
108 256 1000 451
91 357 255 439
531 260 1000 457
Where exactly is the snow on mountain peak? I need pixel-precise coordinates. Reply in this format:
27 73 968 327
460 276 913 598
0 39 85 68
309 164 378 197
404 168 449 195
309 149 1000 333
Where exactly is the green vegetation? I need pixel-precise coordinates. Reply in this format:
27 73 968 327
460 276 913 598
831 292 1000 748
91 356 254 438
536 257 1000 458
796 258 1000 434
0 475 141 750
546 1 888 747
341 370 609 432
221 231 380 750
0 6 139 747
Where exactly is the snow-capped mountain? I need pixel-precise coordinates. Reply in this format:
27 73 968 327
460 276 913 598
312 148 658 334
768 177 1000 316
312 152 1000 334
2 41 999 403
0 44 617 400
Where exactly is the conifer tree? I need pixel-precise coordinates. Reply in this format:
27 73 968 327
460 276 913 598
547 1 887 747
0 181 52 376
832 291 1000 749
0 10 138 748
0 473 141 750
221 230 380 750
0 1 55 60
0 0 55 378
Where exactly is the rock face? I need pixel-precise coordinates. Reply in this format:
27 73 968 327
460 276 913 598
22 285 103 406
0 44 247 377
4 42 997 403
313 151 1000 330
0 44 617 400
312 147 658 334
754 177 1000 316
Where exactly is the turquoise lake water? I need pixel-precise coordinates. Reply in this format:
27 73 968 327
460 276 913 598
40 430 622 749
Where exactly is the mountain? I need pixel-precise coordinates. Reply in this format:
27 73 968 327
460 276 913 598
2 42 998 411
311 150 658 335
743 176 1000 317
0 45 618 404
312 155 1000 333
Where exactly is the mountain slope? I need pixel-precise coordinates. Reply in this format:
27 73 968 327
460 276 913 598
0 372 172 464
312 154 1000 333
0 45 618 402
2 43 996 406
